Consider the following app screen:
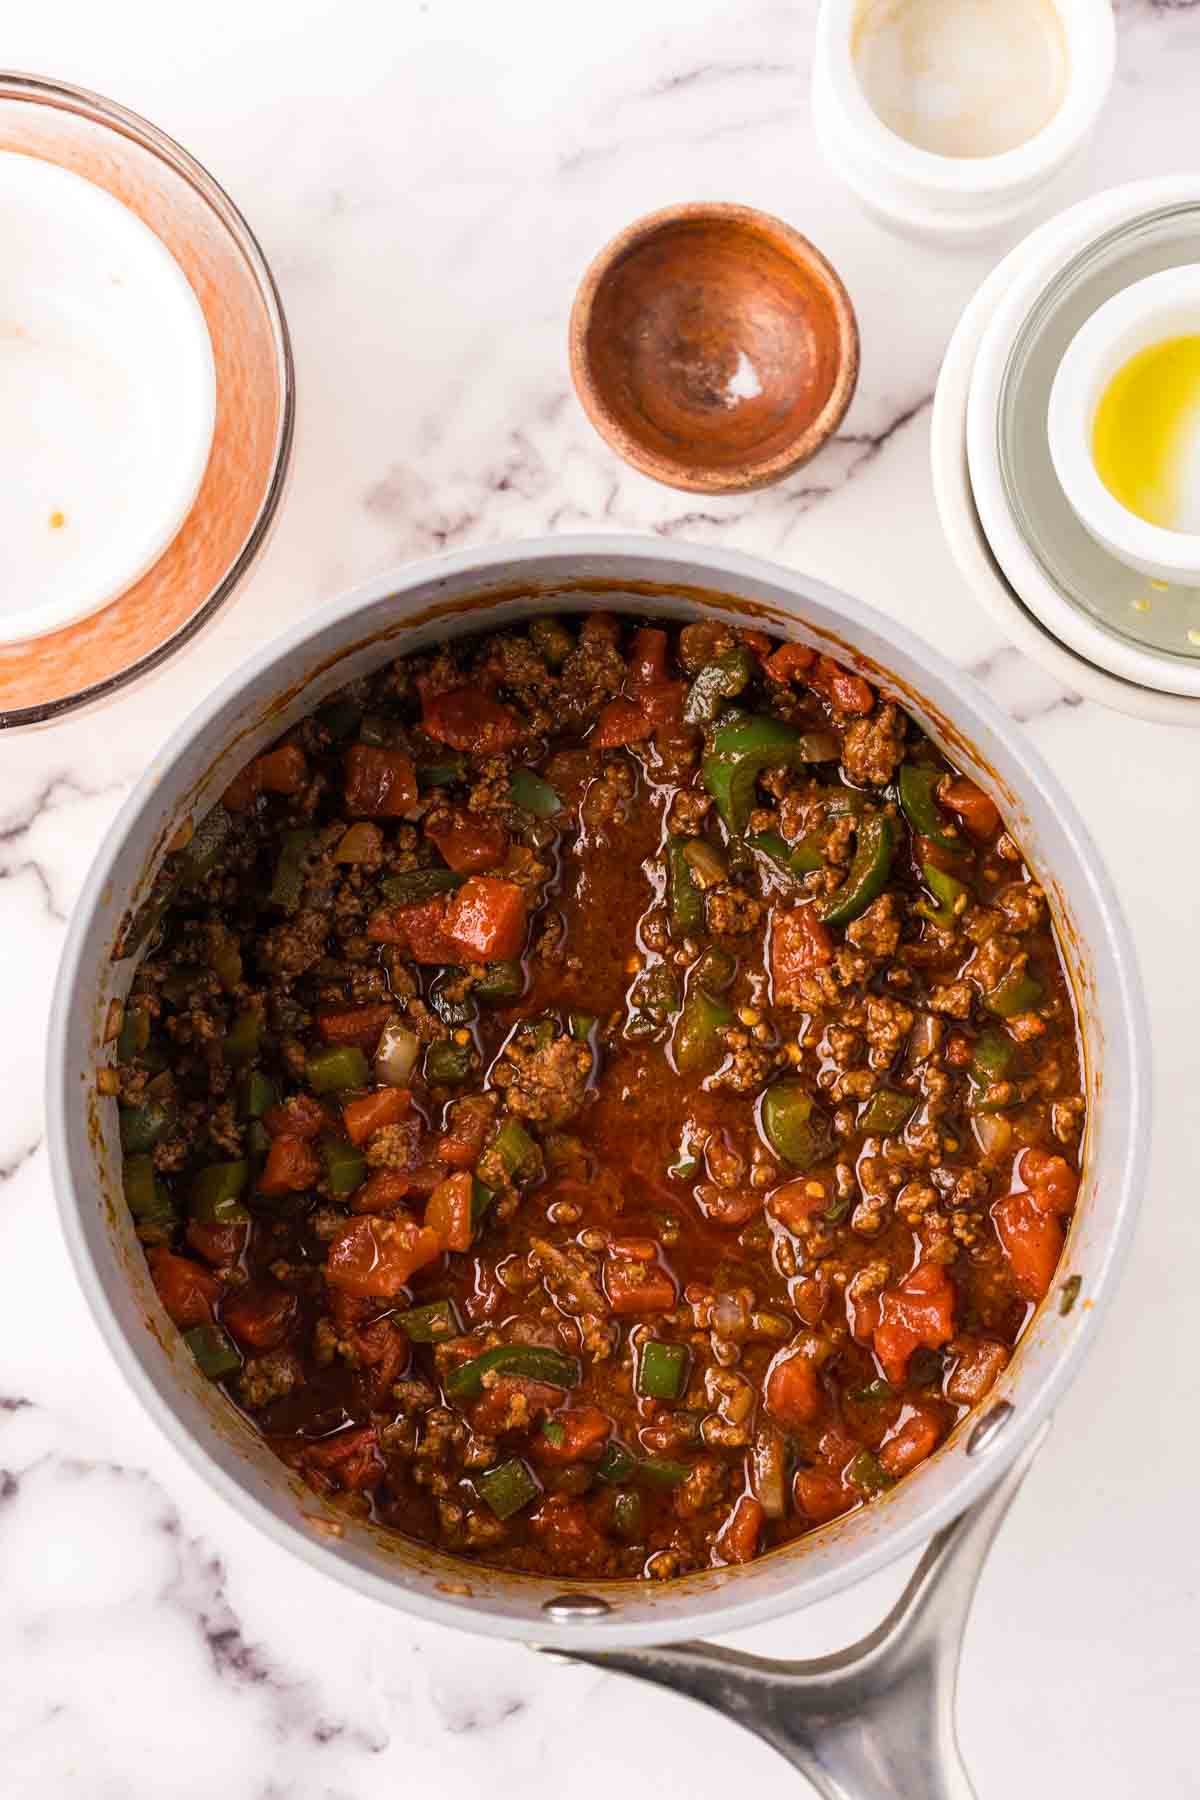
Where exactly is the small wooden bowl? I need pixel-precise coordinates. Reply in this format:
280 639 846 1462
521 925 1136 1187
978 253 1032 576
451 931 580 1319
569 203 859 495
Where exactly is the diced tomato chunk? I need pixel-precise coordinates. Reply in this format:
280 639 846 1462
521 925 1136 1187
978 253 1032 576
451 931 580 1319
257 1134 321 1196
350 1169 412 1213
263 1093 327 1140
765 641 816 683
592 698 651 747
434 1095 495 1169
147 1247 220 1328
740 629 773 658
874 1261 956 1385
604 1255 677 1315
258 745 309 795
769 1177 830 1233
222 744 308 810
367 895 458 962
794 1467 853 1524
342 1087 411 1147
638 680 687 727
992 1192 1063 1302
469 1376 563 1436
298 1424 383 1492
811 655 875 715
444 876 528 961
879 1405 945 1477
324 1214 442 1297
628 626 669 688
420 683 525 753
185 1218 247 1267
527 1496 607 1569
317 1002 395 1052
1019 1148 1079 1217
716 1493 765 1565
764 1349 823 1429
424 1170 475 1253
532 1406 612 1467
425 811 509 873
221 1282 298 1351
847 1284 882 1345
940 778 1000 841
772 905 833 1005
946 1336 1009 1406
343 744 417 818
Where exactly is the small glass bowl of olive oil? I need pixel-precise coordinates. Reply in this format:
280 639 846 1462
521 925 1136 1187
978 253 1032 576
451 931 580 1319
1049 265 1200 587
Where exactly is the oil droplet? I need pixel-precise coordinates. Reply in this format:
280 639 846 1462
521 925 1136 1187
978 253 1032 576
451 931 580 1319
1092 336 1200 532
49 509 66 529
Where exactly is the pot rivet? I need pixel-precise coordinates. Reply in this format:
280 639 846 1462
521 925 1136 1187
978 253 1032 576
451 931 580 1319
542 1593 612 1620
967 1401 1014 1456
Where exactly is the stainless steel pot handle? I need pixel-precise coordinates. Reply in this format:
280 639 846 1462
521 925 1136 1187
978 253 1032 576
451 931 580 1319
545 1421 1050 1800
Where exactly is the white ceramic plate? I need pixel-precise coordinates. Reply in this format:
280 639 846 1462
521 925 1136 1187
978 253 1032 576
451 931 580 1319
932 180 1200 727
966 177 1200 698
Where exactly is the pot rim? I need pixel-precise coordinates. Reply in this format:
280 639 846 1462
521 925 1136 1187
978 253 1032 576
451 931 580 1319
47 533 1150 1648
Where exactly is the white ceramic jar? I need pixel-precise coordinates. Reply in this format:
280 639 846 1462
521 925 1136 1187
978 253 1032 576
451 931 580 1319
812 0 1116 245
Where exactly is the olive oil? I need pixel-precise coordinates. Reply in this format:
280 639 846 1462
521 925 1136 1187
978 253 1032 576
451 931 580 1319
1092 336 1200 533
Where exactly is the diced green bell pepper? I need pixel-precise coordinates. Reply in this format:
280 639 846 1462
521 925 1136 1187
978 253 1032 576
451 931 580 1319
858 1089 916 1135
380 867 463 905
815 814 896 926
683 647 754 724
568 1011 596 1043
668 837 704 937
702 712 824 836
915 862 969 930
119 1098 174 1155
191 1161 251 1223
847 1449 895 1497
475 960 524 1002
322 1138 366 1196
306 1046 369 1093
610 1489 644 1541
123 1154 175 1227
691 945 736 992
424 1040 474 1085
268 829 316 912
747 829 825 878
595 1441 637 1484
671 986 733 1076
224 1008 261 1067
238 1069 276 1120
178 805 233 886
477 1457 540 1520
760 1081 828 1170
637 1340 689 1400
898 764 959 849
971 1029 1015 1082
471 1177 497 1227
398 1299 461 1343
417 753 466 789
491 1117 540 1182
445 1345 581 1401
117 1006 151 1064
985 967 1043 1019
183 1324 242 1381
636 1456 692 1489
317 699 362 742
508 768 561 816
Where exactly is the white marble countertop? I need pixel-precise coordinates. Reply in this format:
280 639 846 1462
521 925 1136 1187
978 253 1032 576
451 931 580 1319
4 1 1200 1794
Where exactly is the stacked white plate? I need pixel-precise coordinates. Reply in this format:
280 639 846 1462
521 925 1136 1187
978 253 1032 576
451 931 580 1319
931 175 1200 726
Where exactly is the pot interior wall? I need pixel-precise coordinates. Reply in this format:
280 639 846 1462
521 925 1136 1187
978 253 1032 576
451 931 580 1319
53 544 1143 1648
